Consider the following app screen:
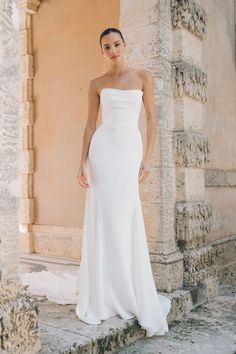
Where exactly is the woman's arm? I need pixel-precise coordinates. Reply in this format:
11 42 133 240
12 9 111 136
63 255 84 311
139 69 157 183
77 79 100 188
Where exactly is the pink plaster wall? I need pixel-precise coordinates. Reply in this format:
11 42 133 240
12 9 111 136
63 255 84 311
33 0 119 228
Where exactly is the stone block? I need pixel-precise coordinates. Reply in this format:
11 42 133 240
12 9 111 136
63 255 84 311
143 130 174 171
18 231 34 253
155 93 174 131
19 125 33 150
20 78 33 102
167 288 193 322
174 96 204 131
142 201 161 241
176 168 205 201
19 149 34 173
187 276 219 307
151 251 183 292
174 131 210 168
19 101 34 125
148 239 177 255
173 27 202 65
19 197 34 224
143 200 175 243
19 173 33 198
19 28 32 56
140 167 161 203
32 225 82 259
20 54 34 79
205 169 236 187
175 201 212 250
183 245 220 286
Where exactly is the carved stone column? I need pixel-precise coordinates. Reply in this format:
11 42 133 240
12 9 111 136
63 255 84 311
18 0 41 253
0 0 40 353
120 0 183 292
172 0 217 300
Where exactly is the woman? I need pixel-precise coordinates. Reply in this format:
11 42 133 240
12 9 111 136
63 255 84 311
20 27 171 339
75 27 171 337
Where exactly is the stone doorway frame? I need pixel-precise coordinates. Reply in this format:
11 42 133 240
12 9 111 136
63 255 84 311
19 0 213 295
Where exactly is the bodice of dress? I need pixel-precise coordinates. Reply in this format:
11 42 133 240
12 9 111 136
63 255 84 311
100 88 143 130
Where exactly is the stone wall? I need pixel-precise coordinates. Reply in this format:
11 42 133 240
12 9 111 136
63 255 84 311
172 0 236 290
0 1 40 353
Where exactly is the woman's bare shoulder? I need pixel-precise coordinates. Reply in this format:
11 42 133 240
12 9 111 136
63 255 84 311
137 69 154 89
89 74 107 93
137 68 154 79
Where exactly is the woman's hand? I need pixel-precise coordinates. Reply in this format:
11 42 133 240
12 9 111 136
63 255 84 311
77 163 90 188
138 158 151 184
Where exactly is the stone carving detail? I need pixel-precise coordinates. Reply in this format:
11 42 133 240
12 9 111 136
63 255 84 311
171 0 207 39
175 201 213 250
174 132 210 168
172 61 207 102
183 245 221 286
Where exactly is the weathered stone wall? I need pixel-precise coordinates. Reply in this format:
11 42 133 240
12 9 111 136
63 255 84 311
0 0 19 283
120 0 236 294
171 0 216 297
200 0 236 242
121 0 184 293
0 1 40 353
173 0 236 288
200 0 236 284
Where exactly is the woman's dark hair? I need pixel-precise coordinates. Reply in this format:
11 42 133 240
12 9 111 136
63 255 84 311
99 27 125 48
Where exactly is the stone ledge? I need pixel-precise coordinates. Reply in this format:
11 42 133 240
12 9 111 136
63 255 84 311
35 288 189 354
36 280 219 353
205 169 236 187
183 235 236 286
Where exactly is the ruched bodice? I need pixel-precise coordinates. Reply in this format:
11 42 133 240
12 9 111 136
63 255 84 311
100 88 143 130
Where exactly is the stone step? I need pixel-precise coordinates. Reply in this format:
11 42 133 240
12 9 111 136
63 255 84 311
35 287 192 354
18 253 219 353
38 307 145 353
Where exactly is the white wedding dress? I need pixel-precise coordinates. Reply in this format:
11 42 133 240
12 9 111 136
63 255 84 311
19 88 171 337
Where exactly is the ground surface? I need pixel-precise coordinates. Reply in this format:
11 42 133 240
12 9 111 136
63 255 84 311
18 253 236 354
118 284 236 354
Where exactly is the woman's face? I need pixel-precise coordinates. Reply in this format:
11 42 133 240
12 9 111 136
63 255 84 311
100 32 126 64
